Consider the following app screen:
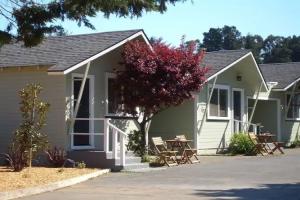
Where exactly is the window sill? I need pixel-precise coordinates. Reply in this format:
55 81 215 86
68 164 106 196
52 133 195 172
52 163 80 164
207 116 230 121
105 114 137 120
286 118 300 121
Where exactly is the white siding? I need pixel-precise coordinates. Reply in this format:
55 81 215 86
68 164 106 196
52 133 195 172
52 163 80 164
0 71 66 153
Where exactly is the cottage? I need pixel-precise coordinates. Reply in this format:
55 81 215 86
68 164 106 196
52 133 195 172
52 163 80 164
0 30 299 169
150 50 300 154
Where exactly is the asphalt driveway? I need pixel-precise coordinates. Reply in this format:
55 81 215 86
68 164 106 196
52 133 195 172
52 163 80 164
21 149 300 200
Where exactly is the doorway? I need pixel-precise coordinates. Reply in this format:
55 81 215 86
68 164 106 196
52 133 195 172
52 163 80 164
232 88 244 133
71 74 94 149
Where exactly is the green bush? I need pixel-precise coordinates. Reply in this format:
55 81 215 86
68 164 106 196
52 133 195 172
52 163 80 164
228 133 255 155
76 161 86 169
126 130 146 157
290 139 300 148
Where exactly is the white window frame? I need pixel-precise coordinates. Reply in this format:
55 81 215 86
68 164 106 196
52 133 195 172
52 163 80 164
285 92 300 121
207 84 230 120
71 73 95 150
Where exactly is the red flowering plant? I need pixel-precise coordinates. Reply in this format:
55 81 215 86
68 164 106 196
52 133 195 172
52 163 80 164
115 39 209 155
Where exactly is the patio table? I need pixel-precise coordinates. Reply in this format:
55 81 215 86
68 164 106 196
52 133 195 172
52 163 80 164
165 139 193 164
256 133 284 154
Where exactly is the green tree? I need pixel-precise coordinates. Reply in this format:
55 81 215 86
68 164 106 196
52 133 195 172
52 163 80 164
222 25 242 50
286 36 300 62
201 26 242 51
262 35 292 63
243 34 264 63
10 83 50 170
201 28 223 51
0 0 185 47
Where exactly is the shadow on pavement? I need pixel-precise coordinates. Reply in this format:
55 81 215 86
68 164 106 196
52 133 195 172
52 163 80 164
192 183 300 200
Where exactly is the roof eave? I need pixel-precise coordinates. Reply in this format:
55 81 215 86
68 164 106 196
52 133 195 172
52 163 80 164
205 52 269 91
48 30 151 75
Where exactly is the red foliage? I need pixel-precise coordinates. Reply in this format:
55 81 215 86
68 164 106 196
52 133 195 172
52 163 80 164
116 40 209 117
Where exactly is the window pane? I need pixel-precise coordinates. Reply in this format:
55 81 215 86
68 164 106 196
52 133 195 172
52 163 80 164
287 94 293 118
209 88 218 116
219 89 228 117
108 78 122 114
295 94 300 118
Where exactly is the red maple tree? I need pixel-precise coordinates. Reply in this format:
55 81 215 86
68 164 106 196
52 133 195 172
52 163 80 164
115 40 209 152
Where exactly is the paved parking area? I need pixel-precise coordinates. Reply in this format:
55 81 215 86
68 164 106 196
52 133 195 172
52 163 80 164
21 149 300 200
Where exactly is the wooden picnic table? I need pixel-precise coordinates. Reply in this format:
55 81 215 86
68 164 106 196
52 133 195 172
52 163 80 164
256 133 284 154
165 139 193 150
165 139 193 164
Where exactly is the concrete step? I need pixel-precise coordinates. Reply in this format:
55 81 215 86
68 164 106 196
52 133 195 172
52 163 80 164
115 156 142 165
106 151 136 159
124 167 167 173
122 162 150 171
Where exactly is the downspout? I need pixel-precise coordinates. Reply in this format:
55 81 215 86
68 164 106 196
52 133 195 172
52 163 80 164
68 62 91 134
198 76 218 139
247 81 263 132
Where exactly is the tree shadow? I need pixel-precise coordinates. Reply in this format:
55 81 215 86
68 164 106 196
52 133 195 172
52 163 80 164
192 183 300 200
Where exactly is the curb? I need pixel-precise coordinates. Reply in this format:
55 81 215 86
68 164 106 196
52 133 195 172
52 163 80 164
0 169 110 200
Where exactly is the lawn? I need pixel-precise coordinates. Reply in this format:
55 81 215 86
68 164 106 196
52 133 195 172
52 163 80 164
0 166 98 192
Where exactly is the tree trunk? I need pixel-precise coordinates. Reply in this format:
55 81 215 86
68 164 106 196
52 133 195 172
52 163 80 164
139 121 147 156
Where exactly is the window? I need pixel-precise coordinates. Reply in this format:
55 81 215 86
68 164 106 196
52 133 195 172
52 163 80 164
106 73 122 115
208 85 230 119
286 93 300 120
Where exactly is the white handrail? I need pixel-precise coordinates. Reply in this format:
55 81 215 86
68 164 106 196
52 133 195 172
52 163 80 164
233 119 257 134
107 120 127 167
71 117 127 167
107 121 128 136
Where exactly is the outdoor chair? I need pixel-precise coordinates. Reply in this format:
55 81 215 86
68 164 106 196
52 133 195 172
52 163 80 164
175 135 200 164
151 137 178 167
248 133 268 156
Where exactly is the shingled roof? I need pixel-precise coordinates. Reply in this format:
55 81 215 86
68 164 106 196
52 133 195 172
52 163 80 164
202 49 251 78
259 62 300 90
0 29 144 72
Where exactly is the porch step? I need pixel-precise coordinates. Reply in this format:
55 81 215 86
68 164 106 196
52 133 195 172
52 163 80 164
115 156 142 165
106 151 136 159
122 163 150 171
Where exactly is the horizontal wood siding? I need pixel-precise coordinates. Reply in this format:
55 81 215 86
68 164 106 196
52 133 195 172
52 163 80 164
149 100 195 144
0 71 66 153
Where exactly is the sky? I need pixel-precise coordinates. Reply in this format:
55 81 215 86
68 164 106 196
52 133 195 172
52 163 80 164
60 0 300 45
1 0 300 45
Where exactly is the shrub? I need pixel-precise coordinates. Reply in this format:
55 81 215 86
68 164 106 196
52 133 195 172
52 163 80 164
1 143 27 171
76 161 86 169
228 133 255 155
7 83 50 171
290 139 300 148
127 130 146 157
45 147 67 167
141 155 151 163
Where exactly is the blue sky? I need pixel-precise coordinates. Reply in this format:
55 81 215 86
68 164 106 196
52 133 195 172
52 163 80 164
1 0 300 45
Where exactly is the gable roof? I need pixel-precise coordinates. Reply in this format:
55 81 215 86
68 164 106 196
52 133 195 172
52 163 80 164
201 49 268 90
0 29 147 73
202 49 251 78
259 62 300 90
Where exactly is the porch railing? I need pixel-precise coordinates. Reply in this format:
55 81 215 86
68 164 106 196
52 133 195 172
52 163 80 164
71 118 127 167
233 119 257 134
